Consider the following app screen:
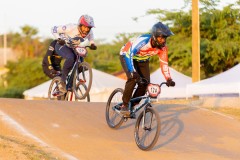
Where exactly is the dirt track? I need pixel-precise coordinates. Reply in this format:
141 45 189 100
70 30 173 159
0 98 240 160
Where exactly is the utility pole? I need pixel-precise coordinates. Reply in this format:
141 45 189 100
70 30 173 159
192 0 200 82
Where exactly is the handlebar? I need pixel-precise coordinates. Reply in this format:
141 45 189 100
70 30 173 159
138 77 175 87
160 82 168 87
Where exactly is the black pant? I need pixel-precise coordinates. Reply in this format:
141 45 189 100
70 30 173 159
55 43 76 82
120 55 150 106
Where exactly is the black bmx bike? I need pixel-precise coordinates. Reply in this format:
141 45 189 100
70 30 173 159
105 79 174 150
48 45 92 101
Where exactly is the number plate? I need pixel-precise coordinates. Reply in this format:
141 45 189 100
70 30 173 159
75 47 87 57
147 84 161 98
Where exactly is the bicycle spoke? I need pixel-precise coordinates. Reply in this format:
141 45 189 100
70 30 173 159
73 62 92 100
48 77 64 101
139 113 157 144
106 88 124 129
135 107 161 150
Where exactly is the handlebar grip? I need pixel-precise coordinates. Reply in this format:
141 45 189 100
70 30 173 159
170 81 175 87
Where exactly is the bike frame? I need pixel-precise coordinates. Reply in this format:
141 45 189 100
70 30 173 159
113 95 153 117
65 58 79 89
65 48 84 89
129 96 151 114
112 82 168 117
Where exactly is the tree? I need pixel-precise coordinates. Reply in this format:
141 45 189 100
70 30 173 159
0 58 49 98
4 25 48 58
145 1 240 78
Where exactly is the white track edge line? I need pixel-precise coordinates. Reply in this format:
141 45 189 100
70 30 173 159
0 110 79 160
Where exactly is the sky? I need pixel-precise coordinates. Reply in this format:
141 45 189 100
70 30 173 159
0 0 237 43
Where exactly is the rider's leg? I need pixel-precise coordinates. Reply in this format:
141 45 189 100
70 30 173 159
55 43 75 82
55 43 75 92
132 60 150 103
120 55 137 106
122 78 137 106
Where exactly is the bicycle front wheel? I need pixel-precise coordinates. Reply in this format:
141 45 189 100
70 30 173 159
134 106 161 151
73 62 93 100
75 83 90 102
105 88 124 129
48 76 65 100
64 86 90 102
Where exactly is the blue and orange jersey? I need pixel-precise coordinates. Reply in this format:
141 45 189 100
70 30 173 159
120 34 171 80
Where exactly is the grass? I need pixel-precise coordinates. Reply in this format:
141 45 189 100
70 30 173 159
207 107 240 120
0 135 66 160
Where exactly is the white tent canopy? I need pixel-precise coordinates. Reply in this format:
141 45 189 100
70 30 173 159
23 69 126 102
150 67 192 99
24 67 192 101
186 64 240 97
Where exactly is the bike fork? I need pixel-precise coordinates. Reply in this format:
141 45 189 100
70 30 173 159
141 105 152 130
142 108 146 129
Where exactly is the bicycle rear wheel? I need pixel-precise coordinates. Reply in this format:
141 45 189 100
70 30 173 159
48 76 65 100
105 88 124 129
73 62 92 100
134 106 161 151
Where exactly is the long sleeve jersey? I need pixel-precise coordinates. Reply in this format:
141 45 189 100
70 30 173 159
51 23 95 47
120 34 171 80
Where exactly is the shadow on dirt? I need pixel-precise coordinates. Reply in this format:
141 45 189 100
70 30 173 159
115 102 197 150
152 103 197 150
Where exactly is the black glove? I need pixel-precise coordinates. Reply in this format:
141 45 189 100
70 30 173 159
49 68 56 75
48 65 55 75
49 69 55 75
90 44 97 50
48 65 53 70
57 38 65 45
166 78 175 87
130 71 140 79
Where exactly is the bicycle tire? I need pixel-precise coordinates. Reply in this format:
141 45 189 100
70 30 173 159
64 89 90 102
75 83 90 102
48 76 65 100
105 88 124 129
73 62 93 100
134 106 161 151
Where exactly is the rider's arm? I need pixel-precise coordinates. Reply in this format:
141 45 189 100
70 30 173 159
43 40 57 68
86 30 95 45
51 23 73 40
120 41 135 72
78 30 96 48
158 46 171 80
